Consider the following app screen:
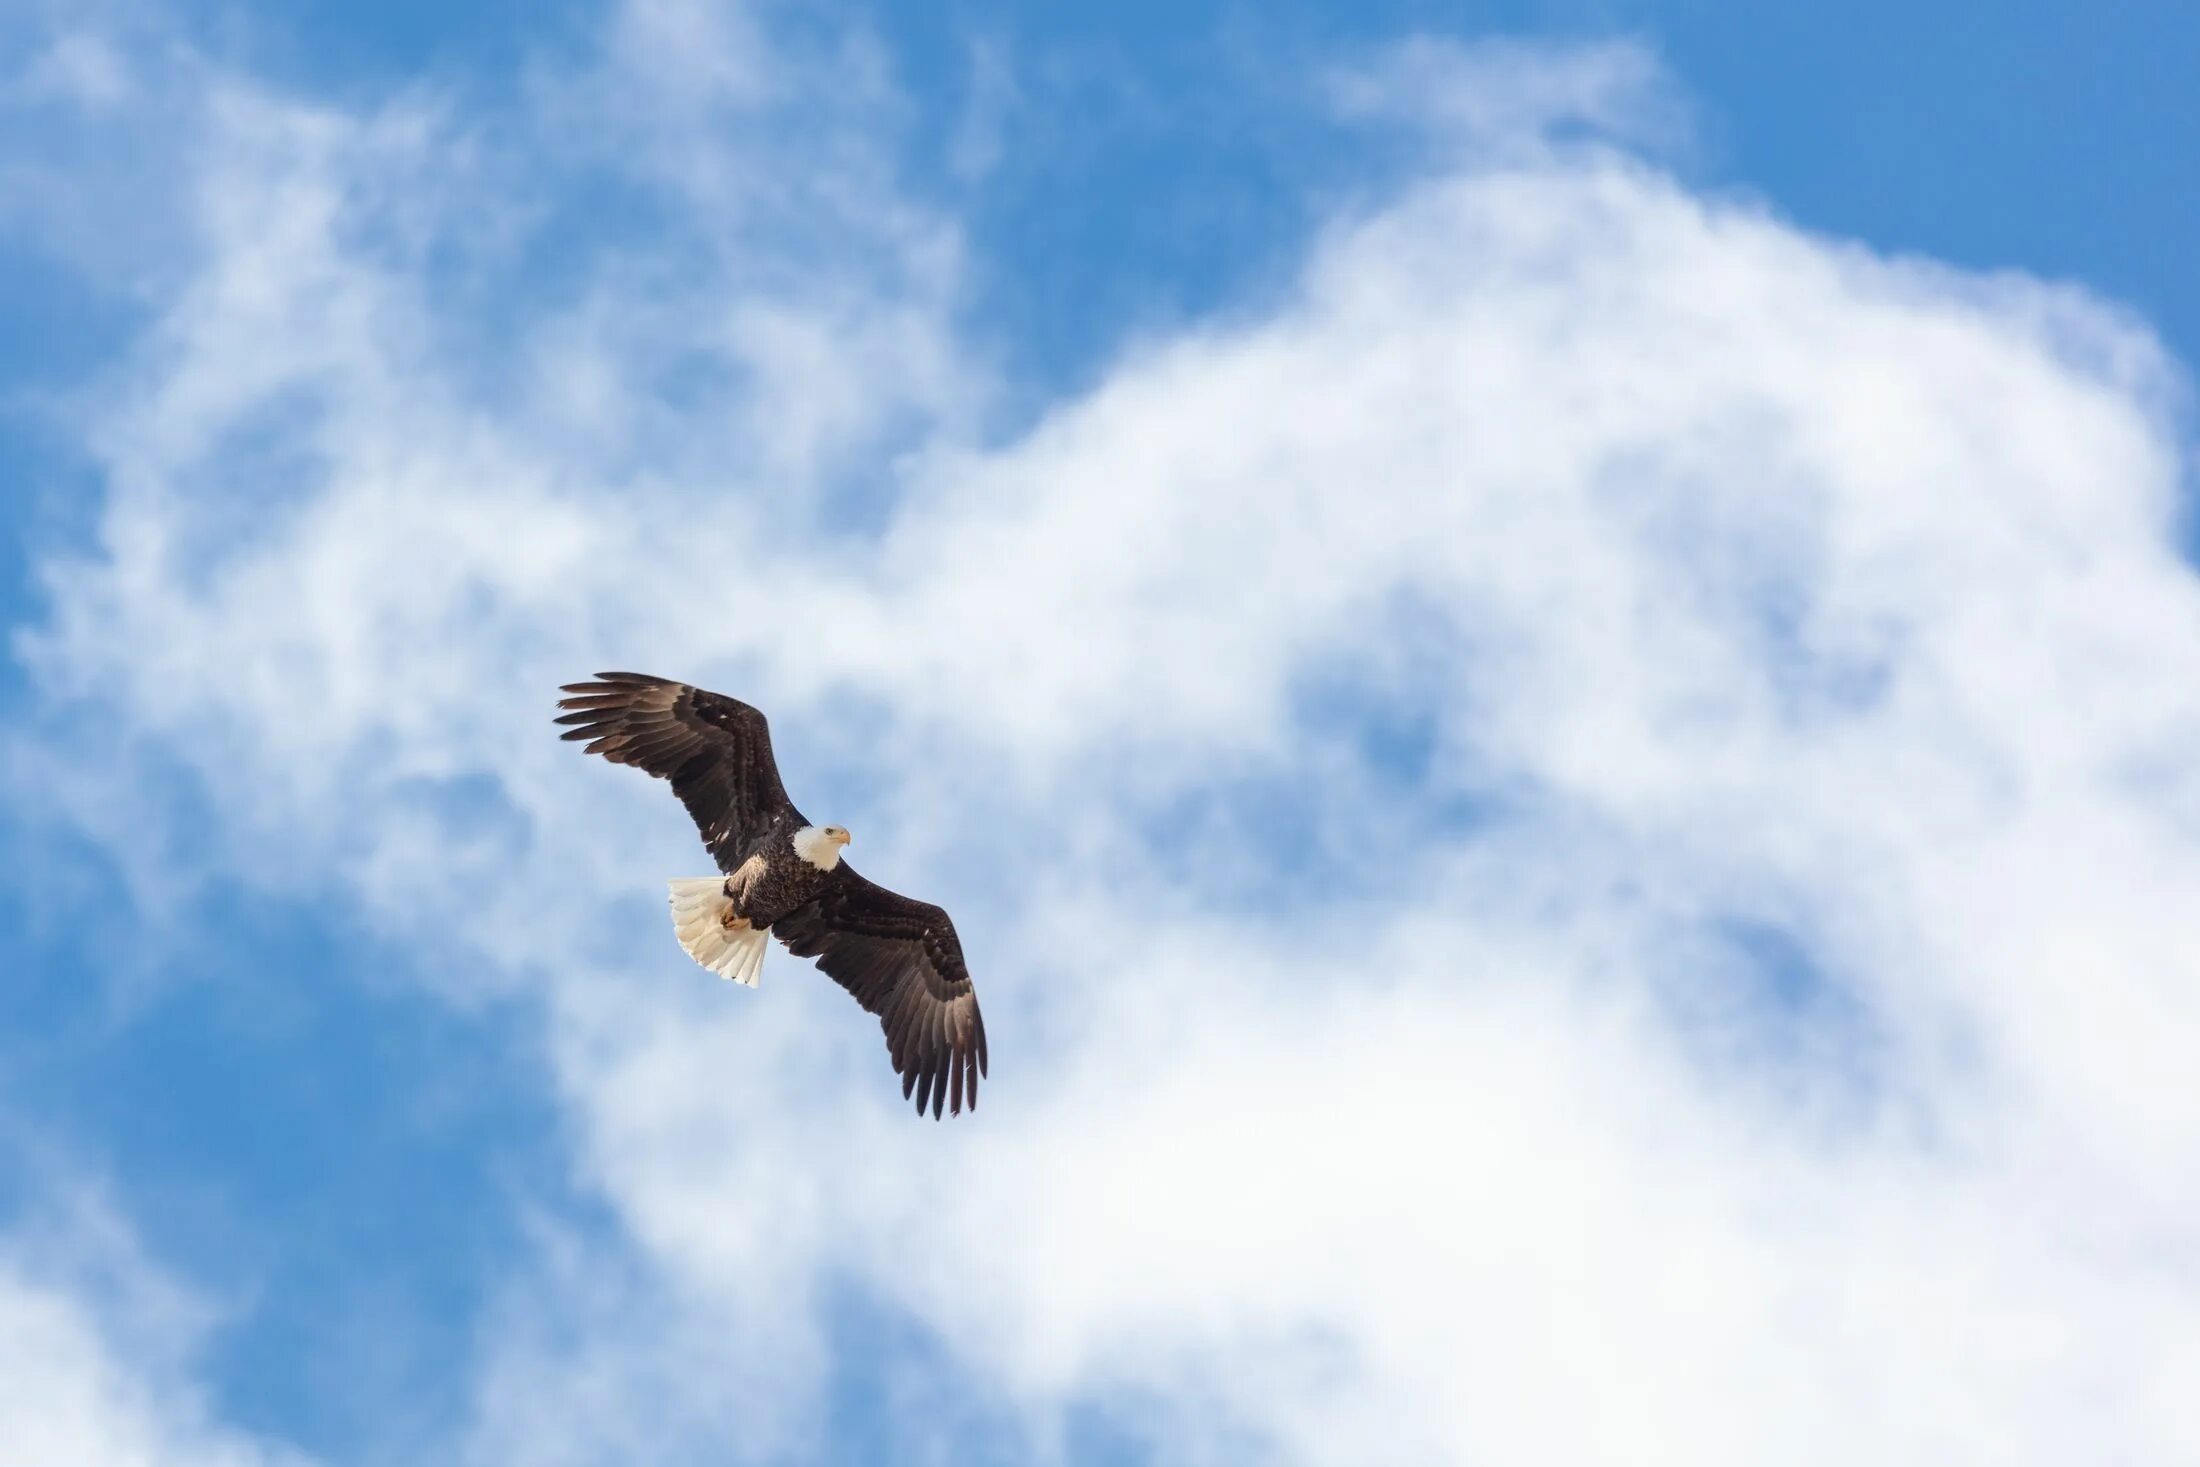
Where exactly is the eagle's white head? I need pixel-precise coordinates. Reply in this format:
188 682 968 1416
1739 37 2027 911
793 824 853 871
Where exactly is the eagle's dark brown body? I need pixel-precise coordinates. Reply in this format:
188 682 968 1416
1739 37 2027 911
724 821 835 927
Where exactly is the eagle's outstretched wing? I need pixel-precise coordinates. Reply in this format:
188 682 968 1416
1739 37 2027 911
772 867 988 1119
556 672 795 870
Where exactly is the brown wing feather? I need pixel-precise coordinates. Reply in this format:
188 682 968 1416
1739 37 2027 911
772 866 988 1119
555 672 796 870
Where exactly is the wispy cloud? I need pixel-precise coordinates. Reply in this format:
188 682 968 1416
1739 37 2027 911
0 1152 315 1467
1327 34 1690 157
8 2 2200 1463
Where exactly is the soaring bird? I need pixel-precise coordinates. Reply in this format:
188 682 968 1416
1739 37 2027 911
555 672 988 1118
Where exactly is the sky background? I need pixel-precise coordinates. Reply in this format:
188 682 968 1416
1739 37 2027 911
1 3 2197 1465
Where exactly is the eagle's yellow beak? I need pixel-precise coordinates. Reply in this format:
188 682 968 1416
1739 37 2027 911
833 828 853 846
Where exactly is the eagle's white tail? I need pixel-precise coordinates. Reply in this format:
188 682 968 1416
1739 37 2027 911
668 878 767 987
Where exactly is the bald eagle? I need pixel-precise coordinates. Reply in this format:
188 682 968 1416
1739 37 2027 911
556 672 988 1118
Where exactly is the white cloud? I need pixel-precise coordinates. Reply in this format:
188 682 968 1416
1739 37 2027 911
947 36 1019 184
13 33 131 109
0 1169 314 1467
1327 34 1689 159
10 5 2200 1465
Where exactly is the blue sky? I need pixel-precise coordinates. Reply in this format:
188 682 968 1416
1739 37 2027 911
2 3 2197 1465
